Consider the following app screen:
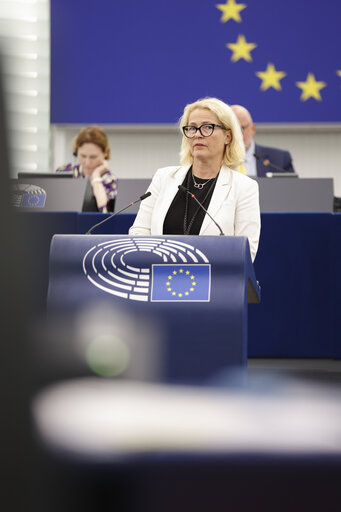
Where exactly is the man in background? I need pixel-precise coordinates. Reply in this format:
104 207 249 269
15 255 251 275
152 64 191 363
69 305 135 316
231 105 296 177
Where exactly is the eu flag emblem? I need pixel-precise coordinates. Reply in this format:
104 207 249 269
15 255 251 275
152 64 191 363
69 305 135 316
151 264 211 302
21 193 46 208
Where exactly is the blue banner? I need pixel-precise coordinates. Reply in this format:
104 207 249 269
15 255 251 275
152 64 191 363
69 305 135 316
51 0 341 123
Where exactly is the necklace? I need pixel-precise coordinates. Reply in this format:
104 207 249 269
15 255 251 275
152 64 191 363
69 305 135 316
184 170 218 235
191 171 213 190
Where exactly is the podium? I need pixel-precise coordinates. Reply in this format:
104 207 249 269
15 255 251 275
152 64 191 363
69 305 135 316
48 235 260 383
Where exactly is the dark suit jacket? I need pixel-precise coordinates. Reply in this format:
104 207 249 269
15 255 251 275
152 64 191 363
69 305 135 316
255 144 295 177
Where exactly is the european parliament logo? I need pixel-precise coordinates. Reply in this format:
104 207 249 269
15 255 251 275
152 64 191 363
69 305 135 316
82 238 211 303
151 264 211 302
11 183 46 209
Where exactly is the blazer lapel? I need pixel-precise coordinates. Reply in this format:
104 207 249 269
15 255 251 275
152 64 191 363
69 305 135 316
255 145 268 177
200 165 233 234
154 165 190 233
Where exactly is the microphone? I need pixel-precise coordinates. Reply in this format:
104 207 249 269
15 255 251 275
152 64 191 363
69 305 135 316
253 152 298 177
178 185 225 236
86 191 151 234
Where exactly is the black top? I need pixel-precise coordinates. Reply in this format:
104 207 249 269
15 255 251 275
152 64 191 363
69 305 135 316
163 167 218 235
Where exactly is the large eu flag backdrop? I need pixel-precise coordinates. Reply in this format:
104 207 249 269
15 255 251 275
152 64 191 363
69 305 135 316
51 0 341 123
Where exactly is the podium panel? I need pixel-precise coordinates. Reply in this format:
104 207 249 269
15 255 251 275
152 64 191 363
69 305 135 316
48 235 260 383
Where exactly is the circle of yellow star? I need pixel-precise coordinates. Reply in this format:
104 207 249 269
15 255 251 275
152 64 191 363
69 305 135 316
226 35 257 63
256 63 287 91
216 0 246 23
295 73 327 101
165 269 197 297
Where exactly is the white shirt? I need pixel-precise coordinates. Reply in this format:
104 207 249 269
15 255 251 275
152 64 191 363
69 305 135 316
244 139 257 177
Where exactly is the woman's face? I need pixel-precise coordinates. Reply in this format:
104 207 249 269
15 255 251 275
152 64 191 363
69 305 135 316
77 143 107 175
187 108 231 162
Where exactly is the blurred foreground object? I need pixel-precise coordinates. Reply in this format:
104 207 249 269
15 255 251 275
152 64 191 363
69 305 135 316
32 374 341 511
34 376 341 457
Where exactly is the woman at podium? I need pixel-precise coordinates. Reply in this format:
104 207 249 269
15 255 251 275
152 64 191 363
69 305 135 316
56 125 118 212
129 97 260 261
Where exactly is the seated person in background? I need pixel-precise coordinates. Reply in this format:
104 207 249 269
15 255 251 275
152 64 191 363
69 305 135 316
56 125 118 212
129 97 260 261
231 105 296 177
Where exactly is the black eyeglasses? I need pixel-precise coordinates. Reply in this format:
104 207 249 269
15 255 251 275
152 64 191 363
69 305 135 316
182 123 226 138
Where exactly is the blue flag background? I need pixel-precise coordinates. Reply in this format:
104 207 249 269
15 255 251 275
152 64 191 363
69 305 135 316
51 0 341 123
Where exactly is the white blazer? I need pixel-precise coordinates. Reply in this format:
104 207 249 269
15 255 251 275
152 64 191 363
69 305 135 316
129 165 261 261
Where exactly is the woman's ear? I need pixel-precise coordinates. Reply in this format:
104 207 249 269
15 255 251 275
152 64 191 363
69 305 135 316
225 129 232 145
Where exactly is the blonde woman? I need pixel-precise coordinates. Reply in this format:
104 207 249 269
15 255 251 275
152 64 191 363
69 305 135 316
129 97 260 261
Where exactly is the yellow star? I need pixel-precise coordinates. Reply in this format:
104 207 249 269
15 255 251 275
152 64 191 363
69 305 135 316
172 270 177 275
337 70 341 78
185 292 189 296
179 269 183 273
256 63 286 91
172 292 176 296
185 270 190 274
178 293 183 297
190 288 194 292
168 275 172 280
216 0 246 23
296 73 327 101
192 282 196 286
167 288 171 291
226 35 257 62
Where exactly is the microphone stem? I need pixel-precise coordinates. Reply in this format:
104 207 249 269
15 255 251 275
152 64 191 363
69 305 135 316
265 161 287 172
86 192 151 234
188 191 225 236
192 195 224 235
86 203 133 235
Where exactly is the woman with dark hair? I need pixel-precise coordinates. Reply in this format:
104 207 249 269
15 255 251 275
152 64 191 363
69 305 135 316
56 125 118 212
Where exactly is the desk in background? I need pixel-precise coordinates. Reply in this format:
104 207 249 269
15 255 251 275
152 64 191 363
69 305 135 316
115 177 334 213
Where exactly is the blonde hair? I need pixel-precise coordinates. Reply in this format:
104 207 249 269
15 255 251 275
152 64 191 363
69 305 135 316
72 125 111 159
179 97 245 168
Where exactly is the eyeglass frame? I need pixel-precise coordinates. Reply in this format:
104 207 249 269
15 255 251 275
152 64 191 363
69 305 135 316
182 123 227 139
